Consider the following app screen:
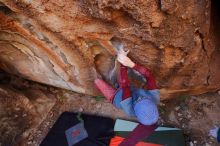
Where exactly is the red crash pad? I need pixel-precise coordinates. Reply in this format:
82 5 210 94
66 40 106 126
109 136 163 146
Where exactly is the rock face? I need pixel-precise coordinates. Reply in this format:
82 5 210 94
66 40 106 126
0 85 56 146
0 0 220 99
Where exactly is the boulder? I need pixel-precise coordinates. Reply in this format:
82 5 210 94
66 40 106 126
0 0 220 99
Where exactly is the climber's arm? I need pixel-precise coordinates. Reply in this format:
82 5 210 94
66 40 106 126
132 63 157 90
117 53 157 90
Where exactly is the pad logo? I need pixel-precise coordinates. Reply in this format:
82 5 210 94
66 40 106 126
65 123 88 146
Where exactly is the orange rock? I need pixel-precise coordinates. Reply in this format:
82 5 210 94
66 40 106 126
0 0 219 99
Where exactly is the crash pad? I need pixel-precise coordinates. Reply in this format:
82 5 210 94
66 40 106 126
40 112 115 146
114 119 185 146
114 119 180 132
109 136 162 146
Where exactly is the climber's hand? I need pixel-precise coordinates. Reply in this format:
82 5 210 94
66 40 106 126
117 44 129 56
117 53 135 68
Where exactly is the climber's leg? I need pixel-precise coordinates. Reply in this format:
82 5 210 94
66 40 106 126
95 65 131 104
94 79 117 102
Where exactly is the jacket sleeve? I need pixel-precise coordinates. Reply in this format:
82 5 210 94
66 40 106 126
133 63 157 90
119 123 157 146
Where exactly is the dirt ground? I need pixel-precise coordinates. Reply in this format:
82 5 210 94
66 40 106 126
0 71 220 146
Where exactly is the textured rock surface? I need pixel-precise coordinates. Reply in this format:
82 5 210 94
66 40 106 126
0 0 220 99
0 84 56 146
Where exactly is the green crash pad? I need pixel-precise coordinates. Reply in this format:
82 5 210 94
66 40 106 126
114 119 185 146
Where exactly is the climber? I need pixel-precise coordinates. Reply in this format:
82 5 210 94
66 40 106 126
94 47 160 146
